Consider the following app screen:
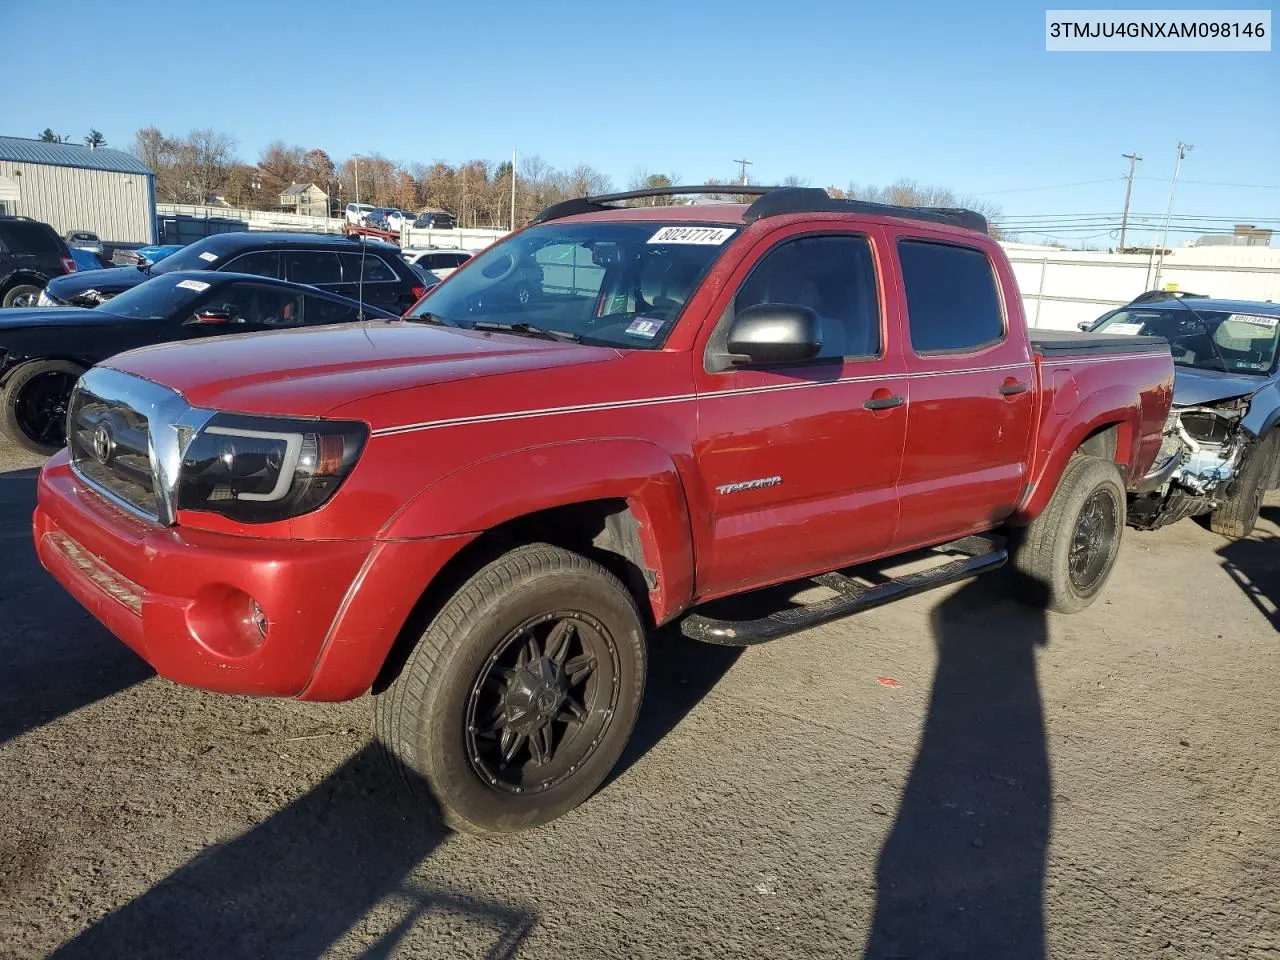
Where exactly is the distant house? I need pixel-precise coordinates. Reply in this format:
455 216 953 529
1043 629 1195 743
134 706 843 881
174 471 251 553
280 182 329 217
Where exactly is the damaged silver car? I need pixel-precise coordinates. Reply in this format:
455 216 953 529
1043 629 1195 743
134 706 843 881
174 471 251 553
1091 298 1280 538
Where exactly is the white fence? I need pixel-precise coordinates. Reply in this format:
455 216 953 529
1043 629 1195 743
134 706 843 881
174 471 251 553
155 203 507 251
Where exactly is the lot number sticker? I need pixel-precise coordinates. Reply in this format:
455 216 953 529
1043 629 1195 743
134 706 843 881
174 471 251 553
625 317 665 338
198 251 219 262
1229 314 1279 328
1105 322 1145 335
647 226 736 245
176 279 210 292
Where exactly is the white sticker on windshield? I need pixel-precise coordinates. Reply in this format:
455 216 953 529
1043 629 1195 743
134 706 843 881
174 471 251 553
625 317 665 339
1105 322 1144 335
198 251 218 262
176 279 210 292
1229 313 1279 328
647 226 736 246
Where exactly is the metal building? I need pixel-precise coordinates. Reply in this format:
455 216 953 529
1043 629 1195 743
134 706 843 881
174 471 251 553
0 136 156 244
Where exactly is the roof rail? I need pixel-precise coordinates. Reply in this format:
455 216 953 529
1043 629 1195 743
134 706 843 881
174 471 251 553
530 184 988 234
530 185 774 225
743 187 988 233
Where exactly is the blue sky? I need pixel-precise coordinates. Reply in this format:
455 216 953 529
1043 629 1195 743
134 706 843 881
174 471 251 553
3 0 1276 245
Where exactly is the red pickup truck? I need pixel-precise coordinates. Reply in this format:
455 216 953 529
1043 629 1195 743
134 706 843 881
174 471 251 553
34 187 1173 834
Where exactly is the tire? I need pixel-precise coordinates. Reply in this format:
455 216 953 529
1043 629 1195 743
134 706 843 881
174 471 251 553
0 359 85 455
1011 455 1127 614
2 283 42 308
374 543 647 835
1210 431 1279 539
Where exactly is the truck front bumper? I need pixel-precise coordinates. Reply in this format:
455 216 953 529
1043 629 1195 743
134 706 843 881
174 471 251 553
33 453 473 701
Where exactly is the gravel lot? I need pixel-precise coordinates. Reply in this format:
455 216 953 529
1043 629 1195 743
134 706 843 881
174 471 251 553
1 440 1277 959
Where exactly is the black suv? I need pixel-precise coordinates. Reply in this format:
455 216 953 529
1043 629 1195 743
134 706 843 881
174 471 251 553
42 231 428 315
0 217 76 308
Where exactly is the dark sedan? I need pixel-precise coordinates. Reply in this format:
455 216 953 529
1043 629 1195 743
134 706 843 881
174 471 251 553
0 272 396 455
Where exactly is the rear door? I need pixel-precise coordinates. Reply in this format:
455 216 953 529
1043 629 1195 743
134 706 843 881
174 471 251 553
337 251 406 312
693 226 907 599
891 235 1036 549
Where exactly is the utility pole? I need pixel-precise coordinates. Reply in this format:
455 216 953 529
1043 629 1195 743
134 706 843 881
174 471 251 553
1118 152 1142 250
510 147 517 232
1153 142 1193 289
353 156 361 205
733 158 753 186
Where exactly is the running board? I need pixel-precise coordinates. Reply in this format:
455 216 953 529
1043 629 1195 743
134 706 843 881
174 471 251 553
680 535 1007 647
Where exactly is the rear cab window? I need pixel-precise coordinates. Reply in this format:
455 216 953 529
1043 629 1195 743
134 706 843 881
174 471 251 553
898 239 1004 354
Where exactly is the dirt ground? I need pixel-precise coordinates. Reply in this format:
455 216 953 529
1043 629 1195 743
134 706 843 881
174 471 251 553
0 441 1277 960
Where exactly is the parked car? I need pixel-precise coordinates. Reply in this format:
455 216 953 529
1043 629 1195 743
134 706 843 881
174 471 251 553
402 248 473 280
68 248 107 271
384 210 414 232
1 271 396 454
1090 297 1280 538
41 232 428 315
65 231 103 256
406 261 442 294
32 186 1173 835
413 210 457 230
110 244 185 267
345 203 375 225
0 216 77 308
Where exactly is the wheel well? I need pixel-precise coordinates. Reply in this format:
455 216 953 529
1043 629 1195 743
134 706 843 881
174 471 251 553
1077 423 1123 463
0 272 48 295
370 499 654 694
0 355 88 389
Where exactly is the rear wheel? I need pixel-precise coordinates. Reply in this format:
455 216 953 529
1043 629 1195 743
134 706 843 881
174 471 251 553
2 283 42 308
1011 455 1127 613
1210 431 1279 539
0 359 84 455
374 543 647 835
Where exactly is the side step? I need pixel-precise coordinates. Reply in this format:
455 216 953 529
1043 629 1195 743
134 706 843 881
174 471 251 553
680 535 1008 647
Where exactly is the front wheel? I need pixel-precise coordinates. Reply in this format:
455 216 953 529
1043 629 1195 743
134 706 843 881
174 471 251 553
0 359 85 455
1209 431 1278 539
374 543 647 835
1011 455 1127 614
2 283 42 308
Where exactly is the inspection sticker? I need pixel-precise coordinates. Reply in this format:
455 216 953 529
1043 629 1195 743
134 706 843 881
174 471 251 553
1105 322 1144 335
176 279 210 292
625 317 665 338
1229 313 1279 328
198 251 219 262
647 226 736 245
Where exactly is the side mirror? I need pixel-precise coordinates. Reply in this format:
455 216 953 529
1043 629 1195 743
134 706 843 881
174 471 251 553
1077 320 1093 331
726 304 822 365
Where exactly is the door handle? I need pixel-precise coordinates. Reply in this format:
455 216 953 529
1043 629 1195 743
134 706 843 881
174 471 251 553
998 380 1029 396
863 394 905 410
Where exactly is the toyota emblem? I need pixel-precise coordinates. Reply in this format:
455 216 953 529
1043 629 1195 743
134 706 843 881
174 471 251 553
91 423 115 465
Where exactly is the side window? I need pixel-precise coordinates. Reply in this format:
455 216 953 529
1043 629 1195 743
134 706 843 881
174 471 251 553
898 240 1003 353
338 253 396 283
199 284 306 328
223 250 280 279
734 235 880 360
303 294 362 325
284 250 342 285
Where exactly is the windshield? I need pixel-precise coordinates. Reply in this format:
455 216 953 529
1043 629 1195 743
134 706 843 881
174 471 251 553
406 221 739 348
1094 305 1280 375
98 275 212 320
147 236 235 274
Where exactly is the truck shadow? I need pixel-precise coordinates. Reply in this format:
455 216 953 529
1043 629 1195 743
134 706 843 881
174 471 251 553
0 465 153 746
865 574 1051 960
50 744 536 960
1216 528 1279 631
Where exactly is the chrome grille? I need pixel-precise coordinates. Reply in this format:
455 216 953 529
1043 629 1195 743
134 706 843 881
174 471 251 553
67 368 212 525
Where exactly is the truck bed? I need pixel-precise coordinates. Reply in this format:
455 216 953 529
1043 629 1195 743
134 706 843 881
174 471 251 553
1031 329 1168 357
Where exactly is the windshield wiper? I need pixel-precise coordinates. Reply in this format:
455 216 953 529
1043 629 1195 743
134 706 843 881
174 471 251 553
471 320 581 343
404 311 455 326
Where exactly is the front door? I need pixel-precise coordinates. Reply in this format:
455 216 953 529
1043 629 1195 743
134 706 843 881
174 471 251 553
693 228 907 600
891 235 1036 549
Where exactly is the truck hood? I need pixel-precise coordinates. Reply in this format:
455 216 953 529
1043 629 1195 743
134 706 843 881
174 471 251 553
45 265 147 301
105 321 620 422
1172 366 1268 407
0 306 119 330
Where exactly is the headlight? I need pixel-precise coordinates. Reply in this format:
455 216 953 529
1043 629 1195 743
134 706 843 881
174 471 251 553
37 288 56 307
176 413 367 522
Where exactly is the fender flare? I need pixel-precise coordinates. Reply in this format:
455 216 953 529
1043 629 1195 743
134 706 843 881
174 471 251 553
380 438 696 624
1015 384 1142 523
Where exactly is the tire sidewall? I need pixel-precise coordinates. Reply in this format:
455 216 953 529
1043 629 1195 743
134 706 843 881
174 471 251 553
1048 458 1127 613
2 283 42 308
417 567 646 833
1 359 84 455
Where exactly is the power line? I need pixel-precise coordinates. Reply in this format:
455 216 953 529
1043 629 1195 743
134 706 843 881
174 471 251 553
1134 177 1280 189
968 177 1122 195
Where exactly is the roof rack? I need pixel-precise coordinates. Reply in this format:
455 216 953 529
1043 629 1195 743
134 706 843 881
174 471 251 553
530 184 988 234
